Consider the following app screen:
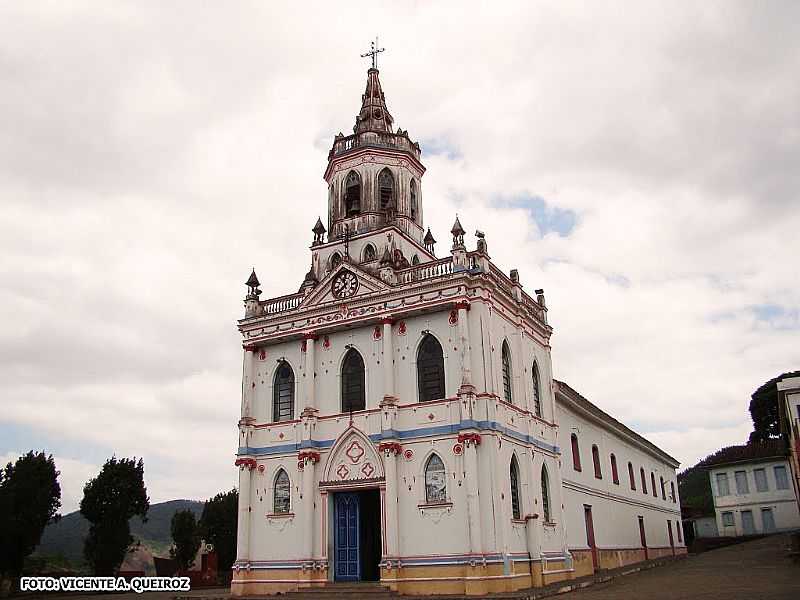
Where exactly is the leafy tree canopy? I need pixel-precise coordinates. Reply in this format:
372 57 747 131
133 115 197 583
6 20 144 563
748 370 800 443
80 457 149 576
199 489 238 574
0 452 61 584
170 509 201 571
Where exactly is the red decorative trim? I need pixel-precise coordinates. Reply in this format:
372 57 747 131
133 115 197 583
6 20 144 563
448 309 458 325
302 332 319 341
300 340 307 353
298 450 321 464
397 321 407 335
266 512 295 519
452 443 464 456
322 335 331 349
457 432 482 446
243 344 258 352
378 441 402 456
454 300 470 311
379 316 395 325
235 457 257 470
373 325 382 340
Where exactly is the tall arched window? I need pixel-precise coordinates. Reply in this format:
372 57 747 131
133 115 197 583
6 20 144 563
660 476 666 500
532 361 542 417
629 462 636 490
571 434 582 471
345 171 361 215
273 469 290 514
541 465 551 522
501 340 513 404
610 454 619 485
592 445 602 479
362 244 376 263
417 334 445 402
424 454 446 503
330 252 342 270
273 361 295 422
341 348 365 412
411 254 420 265
670 481 676 503
378 168 394 209
510 456 521 520
640 467 648 494
410 179 418 220
651 472 657 498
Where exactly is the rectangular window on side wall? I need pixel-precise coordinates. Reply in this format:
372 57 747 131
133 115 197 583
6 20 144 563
716 472 730 496
722 512 734 527
754 468 768 492
734 470 749 495
775 465 789 489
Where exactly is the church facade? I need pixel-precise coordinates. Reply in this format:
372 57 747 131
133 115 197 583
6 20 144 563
232 64 685 597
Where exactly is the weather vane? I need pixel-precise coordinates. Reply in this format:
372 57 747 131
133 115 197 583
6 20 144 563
360 37 385 70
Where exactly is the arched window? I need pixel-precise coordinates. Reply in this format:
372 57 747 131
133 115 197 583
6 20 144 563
273 469 290 514
640 467 647 494
345 171 361 215
341 348 365 412
330 252 342 270
410 179 418 220
510 456 521 520
670 481 676 503
273 361 295 422
592 445 602 479
629 462 636 490
501 340 513 404
378 168 394 209
541 465 551 522
532 361 542 417
424 454 446 503
411 254 420 265
417 334 445 402
362 244 376 263
660 477 666 500
571 434 581 471
610 454 619 485
651 472 657 498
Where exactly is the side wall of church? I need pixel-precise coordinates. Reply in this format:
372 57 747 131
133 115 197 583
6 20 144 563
557 400 686 575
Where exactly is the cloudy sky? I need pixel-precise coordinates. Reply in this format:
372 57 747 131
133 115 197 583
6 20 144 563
2 1 798 514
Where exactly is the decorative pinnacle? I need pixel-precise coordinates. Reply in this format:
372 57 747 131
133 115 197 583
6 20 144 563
246 268 260 289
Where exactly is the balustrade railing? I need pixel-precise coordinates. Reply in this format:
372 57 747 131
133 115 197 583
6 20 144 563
261 292 304 315
396 257 454 284
329 131 421 160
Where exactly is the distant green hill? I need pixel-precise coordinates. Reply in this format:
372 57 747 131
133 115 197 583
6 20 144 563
34 499 204 566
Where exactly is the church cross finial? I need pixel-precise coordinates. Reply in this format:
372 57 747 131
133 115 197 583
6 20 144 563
360 37 385 70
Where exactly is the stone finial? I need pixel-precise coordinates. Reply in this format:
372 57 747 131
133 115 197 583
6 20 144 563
451 216 465 248
510 269 520 283
299 264 319 292
380 246 393 266
476 230 488 255
312 217 326 246
424 228 437 256
246 269 261 297
535 288 546 308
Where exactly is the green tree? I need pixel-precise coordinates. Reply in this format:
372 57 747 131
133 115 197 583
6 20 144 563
0 452 61 589
748 371 800 443
199 489 238 577
80 457 149 576
170 509 201 571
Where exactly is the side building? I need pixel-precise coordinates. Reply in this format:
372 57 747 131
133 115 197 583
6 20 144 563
556 382 684 572
705 441 800 537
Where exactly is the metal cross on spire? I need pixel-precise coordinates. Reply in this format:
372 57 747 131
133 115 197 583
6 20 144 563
360 37 385 70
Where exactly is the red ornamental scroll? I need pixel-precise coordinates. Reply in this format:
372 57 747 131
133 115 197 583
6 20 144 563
457 432 482 446
378 441 402 455
234 457 257 470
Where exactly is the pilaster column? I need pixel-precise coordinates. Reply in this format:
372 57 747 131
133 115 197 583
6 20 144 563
299 451 320 560
456 302 473 389
242 346 259 418
381 318 395 401
235 457 255 562
379 442 402 558
303 334 317 410
459 433 483 554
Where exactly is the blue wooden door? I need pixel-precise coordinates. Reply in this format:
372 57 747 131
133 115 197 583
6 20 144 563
334 493 360 581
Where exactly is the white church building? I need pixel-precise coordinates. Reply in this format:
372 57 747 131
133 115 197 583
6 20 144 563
232 59 686 596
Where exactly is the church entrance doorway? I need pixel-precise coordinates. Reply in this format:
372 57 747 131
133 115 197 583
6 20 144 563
333 489 381 582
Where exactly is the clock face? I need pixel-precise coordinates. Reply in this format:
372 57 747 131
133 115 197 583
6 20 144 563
332 270 359 299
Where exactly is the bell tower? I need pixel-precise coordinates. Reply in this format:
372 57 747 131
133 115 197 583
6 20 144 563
323 43 426 245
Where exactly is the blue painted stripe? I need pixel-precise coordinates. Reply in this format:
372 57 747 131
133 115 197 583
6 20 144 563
238 421 559 456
